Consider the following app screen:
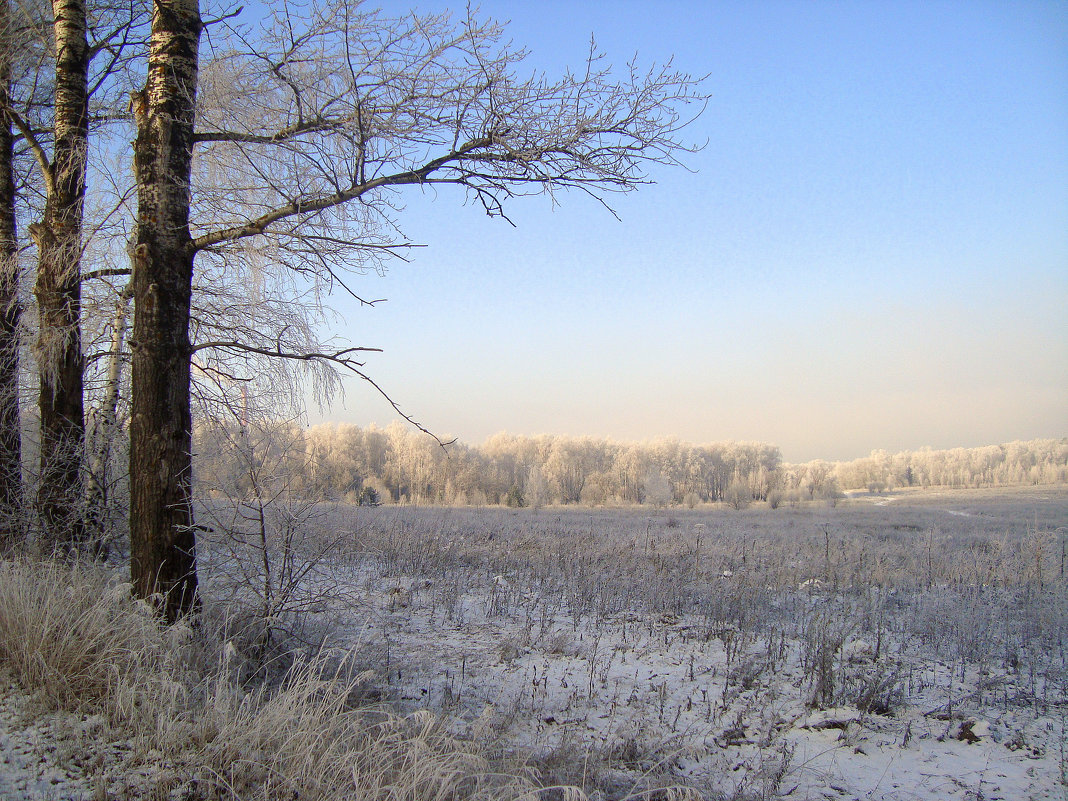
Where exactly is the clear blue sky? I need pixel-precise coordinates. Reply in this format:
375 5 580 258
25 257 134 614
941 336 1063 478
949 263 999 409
312 0 1068 463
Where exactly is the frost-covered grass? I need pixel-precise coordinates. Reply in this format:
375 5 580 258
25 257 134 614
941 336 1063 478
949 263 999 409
0 555 559 801
192 486 1068 799
0 557 169 717
12 488 1051 798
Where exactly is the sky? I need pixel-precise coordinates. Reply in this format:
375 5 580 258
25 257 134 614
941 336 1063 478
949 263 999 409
308 0 1068 463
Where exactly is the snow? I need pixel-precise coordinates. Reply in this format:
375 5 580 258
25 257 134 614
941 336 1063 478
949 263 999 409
6 490 1067 800
0 674 213 801
0 677 101 801
270 496 1064 799
322 573 1064 800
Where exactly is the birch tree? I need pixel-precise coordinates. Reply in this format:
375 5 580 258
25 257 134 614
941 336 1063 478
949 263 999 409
130 0 706 619
0 0 53 541
24 0 91 546
0 0 146 549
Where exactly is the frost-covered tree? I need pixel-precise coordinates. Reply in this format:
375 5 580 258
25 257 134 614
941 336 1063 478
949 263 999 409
642 469 672 508
0 0 147 548
127 0 706 617
0 0 28 541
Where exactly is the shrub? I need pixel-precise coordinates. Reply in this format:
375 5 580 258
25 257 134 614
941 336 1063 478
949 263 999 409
725 477 751 510
358 486 381 507
504 484 526 508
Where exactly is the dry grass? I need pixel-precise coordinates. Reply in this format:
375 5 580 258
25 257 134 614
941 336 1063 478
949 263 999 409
199 657 540 801
0 554 562 801
0 557 173 717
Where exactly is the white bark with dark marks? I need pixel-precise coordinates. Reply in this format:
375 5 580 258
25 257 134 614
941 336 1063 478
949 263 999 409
34 0 89 549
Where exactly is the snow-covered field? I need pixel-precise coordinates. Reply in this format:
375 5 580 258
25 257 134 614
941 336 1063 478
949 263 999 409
0 677 99 801
195 487 1068 800
0 675 156 801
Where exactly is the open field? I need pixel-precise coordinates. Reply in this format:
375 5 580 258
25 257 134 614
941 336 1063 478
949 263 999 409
197 486 1068 800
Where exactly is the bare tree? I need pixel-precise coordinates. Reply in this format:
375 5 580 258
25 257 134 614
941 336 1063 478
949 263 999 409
21 0 91 548
0 0 146 549
130 0 706 620
0 0 20 543
0 0 55 543
83 280 130 548
128 0 201 621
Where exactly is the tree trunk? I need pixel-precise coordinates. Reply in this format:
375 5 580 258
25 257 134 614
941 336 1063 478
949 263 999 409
33 0 88 549
85 286 130 551
129 0 201 622
0 25 21 545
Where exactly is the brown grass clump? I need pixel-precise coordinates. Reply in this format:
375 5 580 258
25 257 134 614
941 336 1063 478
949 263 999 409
200 658 540 801
0 556 173 717
0 555 562 801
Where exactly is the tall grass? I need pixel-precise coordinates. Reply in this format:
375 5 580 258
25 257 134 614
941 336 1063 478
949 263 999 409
0 555 554 801
0 557 173 717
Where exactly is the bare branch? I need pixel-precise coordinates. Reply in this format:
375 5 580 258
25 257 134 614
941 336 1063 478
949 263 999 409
194 338 451 449
192 340 381 361
194 116 349 144
3 105 52 194
82 266 130 281
191 137 492 251
189 1 706 270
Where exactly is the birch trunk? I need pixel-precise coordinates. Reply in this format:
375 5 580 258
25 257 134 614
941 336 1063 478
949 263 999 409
130 0 201 621
85 287 130 551
33 0 88 548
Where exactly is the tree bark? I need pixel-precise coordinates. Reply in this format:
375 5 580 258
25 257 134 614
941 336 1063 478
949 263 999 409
33 0 88 549
129 0 201 622
85 286 130 551
0 16 21 545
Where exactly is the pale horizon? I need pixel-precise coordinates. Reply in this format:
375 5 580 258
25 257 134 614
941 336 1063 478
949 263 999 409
306 0 1068 465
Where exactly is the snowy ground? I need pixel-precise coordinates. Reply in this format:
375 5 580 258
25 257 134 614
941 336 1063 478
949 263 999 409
338 582 1065 800
0 677 98 801
5 488 1064 800
197 486 1068 800
0 674 203 801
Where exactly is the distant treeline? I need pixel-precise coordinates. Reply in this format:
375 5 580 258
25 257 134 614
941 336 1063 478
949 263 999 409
826 440 1067 492
194 422 1067 507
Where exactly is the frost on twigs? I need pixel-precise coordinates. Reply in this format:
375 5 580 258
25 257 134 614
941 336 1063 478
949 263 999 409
184 1 706 427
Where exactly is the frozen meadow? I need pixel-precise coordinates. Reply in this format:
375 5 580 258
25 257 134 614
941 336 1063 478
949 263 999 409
193 486 1068 800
